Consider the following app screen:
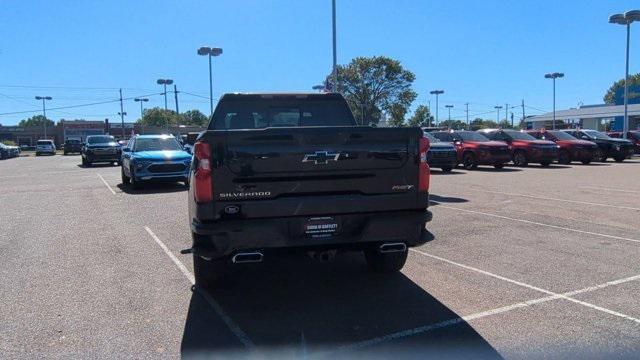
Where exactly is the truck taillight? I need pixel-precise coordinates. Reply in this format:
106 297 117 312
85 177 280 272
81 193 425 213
193 141 213 203
419 137 430 192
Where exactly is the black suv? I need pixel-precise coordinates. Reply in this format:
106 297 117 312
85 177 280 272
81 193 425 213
422 131 458 172
63 139 83 155
81 135 121 167
562 129 634 162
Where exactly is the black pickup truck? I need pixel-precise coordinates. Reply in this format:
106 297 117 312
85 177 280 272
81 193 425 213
185 93 432 288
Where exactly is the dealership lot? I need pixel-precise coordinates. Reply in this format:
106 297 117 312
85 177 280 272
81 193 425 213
1 155 639 358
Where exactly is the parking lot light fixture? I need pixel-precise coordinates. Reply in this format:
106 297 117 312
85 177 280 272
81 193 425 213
35 96 52 139
312 85 325 93
544 72 564 130
429 90 445 125
134 98 149 123
156 79 174 111
445 105 454 122
609 10 639 139
197 46 223 116
494 106 503 124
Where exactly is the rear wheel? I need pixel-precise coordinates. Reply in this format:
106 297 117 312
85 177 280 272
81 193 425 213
558 150 571 164
130 169 141 189
513 151 528 167
365 249 408 273
581 159 591 165
540 161 551 167
441 166 453 173
121 167 130 185
614 155 625 162
594 148 606 162
193 254 228 289
462 152 478 170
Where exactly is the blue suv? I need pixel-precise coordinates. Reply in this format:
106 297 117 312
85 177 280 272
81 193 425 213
120 135 192 189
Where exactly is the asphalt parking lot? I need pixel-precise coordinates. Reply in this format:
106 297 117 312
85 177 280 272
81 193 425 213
1 155 640 359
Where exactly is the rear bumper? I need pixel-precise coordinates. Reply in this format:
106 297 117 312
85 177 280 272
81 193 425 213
191 209 432 259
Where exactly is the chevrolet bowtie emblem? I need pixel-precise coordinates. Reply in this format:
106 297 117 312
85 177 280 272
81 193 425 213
302 151 340 165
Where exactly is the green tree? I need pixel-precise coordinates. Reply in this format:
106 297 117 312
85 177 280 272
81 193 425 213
407 105 434 127
325 56 417 126
604 73 640 104
498 119 514 129
137 107 182 127
181 110 209 126
469 118 499 130
440 119 468 130
18 115 54 128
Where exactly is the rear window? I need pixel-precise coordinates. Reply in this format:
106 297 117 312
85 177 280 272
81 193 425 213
458 131 490 142
211 96 356 130
87 136 115 144
432 132 454 142
37 140 53 145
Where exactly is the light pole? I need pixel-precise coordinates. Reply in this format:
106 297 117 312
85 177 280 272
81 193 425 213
430 90 444 126
134 98 149 122
35 96 52 139
494 106 503 124
197 47 223 116
609 10 640 139
156 79 174 111
544 72 564 130
445 105 454 122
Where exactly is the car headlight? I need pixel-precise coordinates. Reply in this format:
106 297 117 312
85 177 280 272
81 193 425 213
556 145 561 149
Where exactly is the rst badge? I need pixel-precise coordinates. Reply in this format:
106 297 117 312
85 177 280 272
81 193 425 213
302 151 340 165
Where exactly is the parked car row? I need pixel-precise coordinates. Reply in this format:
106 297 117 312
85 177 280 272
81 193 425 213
0 143 20 159
423 128 636 171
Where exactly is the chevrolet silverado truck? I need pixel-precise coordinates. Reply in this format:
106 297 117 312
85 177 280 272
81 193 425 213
184 93 433 288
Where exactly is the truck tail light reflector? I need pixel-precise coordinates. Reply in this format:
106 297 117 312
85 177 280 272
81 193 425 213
194 141 213 203
419 137 430 192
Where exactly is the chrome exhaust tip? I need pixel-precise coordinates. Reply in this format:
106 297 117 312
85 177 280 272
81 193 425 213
379 242 407 253
232 252 264 264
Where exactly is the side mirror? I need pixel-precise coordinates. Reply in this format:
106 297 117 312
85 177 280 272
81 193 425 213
580 135 589 140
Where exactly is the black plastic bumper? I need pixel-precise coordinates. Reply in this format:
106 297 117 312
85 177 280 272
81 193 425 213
191 209 432 259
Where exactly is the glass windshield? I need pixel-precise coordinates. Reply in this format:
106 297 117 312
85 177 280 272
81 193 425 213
37 140 52 145
629 132 640 140
506 131 536 141
134 137 182 152
66 140 81 144
422 132 440 143
548 131 576 140
87 136 115 144
583 130 611 140
458 131 490 142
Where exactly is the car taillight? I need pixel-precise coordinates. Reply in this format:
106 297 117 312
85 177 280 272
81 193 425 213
193 141 213 203
419 137 430 192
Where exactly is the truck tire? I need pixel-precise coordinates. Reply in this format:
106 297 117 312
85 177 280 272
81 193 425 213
594 148 606 162
365 249 408 273
614 155 625 162
558 150 571 164
441 166 453 173
581 159 591 165
193 255 228 289
462 152 478 170
540 161 551 167
513 151 528 167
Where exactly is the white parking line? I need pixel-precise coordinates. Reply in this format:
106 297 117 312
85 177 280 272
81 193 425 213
97 174 116 195
332 269 640 353
431 201 640 245
581 186 640 194
474 189 640 211
143 226 255 349
411 249 640 324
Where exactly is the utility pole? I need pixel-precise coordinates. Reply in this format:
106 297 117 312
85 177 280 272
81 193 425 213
465 103 469 128
521 99 525 127
173 84 179 114
119 89 125 139
332 0 338 91
505 103 509 124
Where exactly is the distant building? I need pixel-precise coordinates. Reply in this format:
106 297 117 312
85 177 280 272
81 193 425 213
58 120 106 143
525 103 640 131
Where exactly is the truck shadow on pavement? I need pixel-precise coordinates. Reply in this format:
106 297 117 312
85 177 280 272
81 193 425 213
180 252 502 359
428 194 469 205
116 182 188 195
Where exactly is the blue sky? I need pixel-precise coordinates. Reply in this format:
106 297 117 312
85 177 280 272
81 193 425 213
0 0 638 125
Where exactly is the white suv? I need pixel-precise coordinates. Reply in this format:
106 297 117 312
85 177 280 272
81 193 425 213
35 139 56 156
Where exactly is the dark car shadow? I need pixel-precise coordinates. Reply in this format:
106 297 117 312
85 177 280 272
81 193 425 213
469 167 521 172
116 182 188 195
76 163 119 169
504 164 571 170
181 251 501 359
430 169 464 175
429 194 469 205
576 162 610 166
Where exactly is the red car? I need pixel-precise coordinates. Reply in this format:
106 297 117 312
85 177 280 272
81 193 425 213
527 129 598 164
608 131 640 154
478 129 559 167
432 130 512 169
